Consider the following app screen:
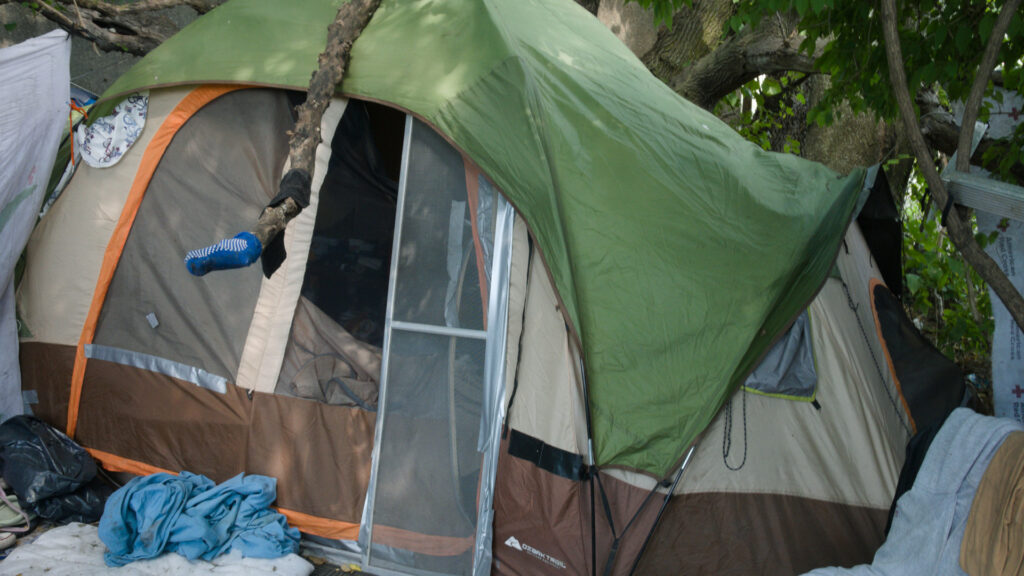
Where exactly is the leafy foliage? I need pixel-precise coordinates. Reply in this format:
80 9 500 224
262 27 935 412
902 172 994 370
715 73 806 154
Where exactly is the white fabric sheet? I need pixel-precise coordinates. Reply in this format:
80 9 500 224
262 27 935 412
0 523 314 576
0 30 70 422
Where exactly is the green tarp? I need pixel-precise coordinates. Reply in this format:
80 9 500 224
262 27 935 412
98 0 863 478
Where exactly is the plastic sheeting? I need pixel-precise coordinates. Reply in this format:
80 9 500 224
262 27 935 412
0 30 69 422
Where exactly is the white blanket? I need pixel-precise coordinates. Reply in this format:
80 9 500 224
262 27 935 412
0 523 313 576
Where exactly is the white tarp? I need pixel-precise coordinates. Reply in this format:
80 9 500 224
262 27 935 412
969 87 1024 424
978 212 1024 423
0 30 70 421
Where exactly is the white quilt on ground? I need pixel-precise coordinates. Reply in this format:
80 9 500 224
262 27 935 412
0 523 314 576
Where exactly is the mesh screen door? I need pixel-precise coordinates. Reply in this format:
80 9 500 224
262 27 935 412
359 116 514 576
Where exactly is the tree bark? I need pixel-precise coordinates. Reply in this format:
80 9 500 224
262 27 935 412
669 13 818 110
880 0 1024 333
0 0 223 56
250 0 381 249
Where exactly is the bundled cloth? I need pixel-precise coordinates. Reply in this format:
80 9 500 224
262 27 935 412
98 472 300 567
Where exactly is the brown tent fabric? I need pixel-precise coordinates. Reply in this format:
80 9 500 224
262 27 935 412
960 431 1024 576
634 492 887 575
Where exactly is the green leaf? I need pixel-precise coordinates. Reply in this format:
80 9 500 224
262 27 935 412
906 273 923 295
954 25 972 53
3 23 15 31
979 12 997 42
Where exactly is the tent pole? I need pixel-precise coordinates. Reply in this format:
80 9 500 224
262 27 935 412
576 353 598 576
628 445 696 576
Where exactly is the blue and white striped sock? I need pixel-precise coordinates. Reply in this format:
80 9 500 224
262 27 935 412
184 232 262 276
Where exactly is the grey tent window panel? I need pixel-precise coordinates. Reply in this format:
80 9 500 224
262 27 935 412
360 116 515 576
742 310 817 401
93 89 294 383
84 344 228 394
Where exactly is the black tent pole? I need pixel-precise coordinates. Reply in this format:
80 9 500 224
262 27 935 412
628 445 696 576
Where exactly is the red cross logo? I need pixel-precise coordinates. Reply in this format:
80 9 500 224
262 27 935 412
1012 107 1021 122
1014 384 1024 399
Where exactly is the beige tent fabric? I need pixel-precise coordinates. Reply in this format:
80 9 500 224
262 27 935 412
960 431 1024 576
505 243 587 456
17 88 189 346
236 98 348 393
606 225 908 511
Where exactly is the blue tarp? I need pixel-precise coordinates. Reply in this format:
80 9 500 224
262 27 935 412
98 472 300 567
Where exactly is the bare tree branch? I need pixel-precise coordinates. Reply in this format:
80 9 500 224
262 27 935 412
2 0 224 56
77 0 223 14
184 0 381 276
880 0 1024 333
251 0 381 248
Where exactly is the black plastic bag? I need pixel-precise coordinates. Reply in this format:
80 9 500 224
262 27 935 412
0 415 109 523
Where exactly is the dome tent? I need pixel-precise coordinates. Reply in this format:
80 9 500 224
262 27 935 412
16 0 962 574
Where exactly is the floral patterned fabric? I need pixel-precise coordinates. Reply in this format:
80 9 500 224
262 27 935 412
75 92 147 168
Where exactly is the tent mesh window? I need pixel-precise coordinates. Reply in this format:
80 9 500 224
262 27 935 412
92 89 294 386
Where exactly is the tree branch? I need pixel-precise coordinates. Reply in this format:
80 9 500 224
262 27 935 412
670 14 819 109
955 0 1021 173
880 0 1024 333
251 0 381 249
4 0 223 56
185 0 381 276
91 0 223 14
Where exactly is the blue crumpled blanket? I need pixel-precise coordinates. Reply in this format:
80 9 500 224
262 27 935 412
98 472 301 567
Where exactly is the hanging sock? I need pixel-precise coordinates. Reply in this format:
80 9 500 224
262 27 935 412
184 232 262 277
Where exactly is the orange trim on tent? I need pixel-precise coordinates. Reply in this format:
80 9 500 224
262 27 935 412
87 447 176 476
868 277 917 434
86 448 361 541
463 160 489 326
67 85 243 438
277 508 360 541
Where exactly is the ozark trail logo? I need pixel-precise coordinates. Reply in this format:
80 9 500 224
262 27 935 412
503 535 566 570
